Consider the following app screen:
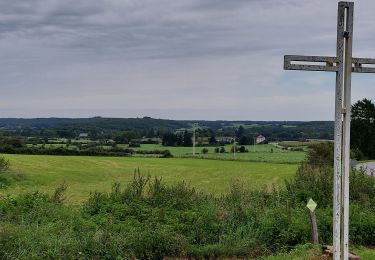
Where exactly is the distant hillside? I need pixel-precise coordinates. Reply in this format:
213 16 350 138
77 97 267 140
0 117 189 130
0 117 334 140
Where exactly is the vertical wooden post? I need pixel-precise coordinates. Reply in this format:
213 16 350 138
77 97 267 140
342 4 353 259
307 198 319 245
308 210 320 245
333 4 345 258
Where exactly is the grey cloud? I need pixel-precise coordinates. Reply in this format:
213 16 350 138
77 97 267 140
0 0 374 119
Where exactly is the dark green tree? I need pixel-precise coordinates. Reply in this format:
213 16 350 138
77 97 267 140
208 130 217 145
162 133 176 146
351 98 375 159
183 131 193 147
235 125 245 139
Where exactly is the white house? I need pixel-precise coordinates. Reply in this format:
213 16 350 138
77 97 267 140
256 135 266 144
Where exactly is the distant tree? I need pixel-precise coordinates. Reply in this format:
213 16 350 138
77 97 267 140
123 131 138 140
351 98 375 159
146 128 156 138
176 133 184 146
214 147 220 153
201 148 209 154
183 131 193 147
57 130 75 139
129 141 140 148
239 136 252 145
162 133 176 146
236 125 245 139
238 146 248 153
114 133 129 144
209 130 217 145
2 137 25 148
220 146 226 153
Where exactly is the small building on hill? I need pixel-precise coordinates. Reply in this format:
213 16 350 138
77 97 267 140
216 136 233 144
256 135 266 144
79 133 89 139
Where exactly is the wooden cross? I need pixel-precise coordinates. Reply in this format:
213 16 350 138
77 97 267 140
284 2 375 259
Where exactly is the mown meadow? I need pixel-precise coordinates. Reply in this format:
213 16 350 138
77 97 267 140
0 154 298 204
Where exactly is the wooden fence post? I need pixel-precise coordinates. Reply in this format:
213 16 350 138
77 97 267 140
307 198 319 244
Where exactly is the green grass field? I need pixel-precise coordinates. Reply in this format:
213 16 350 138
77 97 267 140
0 154 298 205
26 141 307 163
131 144 306 164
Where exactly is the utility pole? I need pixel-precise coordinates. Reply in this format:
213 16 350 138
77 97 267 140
253 137 256 152
192 123 198 156
284 2 375 259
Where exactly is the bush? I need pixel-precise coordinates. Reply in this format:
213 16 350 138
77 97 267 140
129 141 141 148
0 157 9 173
161 150 173 158
351 147 365 161
238 146 248 153
306 142 334 167
201 148 209 154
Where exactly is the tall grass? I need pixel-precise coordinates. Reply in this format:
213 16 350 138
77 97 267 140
1 145 375 259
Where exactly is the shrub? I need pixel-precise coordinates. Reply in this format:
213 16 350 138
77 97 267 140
351 147 365 161
201 148 209 154
306 142 334 167
161 150 173 158
51 182 68 203
129 141 141 148
238 146 248 153
0 157 9 173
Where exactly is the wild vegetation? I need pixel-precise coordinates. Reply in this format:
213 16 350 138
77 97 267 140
1 143 375 259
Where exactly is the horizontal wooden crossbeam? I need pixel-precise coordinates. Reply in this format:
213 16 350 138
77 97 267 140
284 55 338 72
352 58 375 73
284 55 375 73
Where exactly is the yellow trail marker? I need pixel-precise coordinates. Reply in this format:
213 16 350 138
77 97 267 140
307 198 317 213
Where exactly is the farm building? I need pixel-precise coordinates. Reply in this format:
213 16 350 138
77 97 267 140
216 137 234 144
79 133 89 139
256 135 266 144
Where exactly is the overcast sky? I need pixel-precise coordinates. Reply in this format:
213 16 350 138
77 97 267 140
0 0 374 120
